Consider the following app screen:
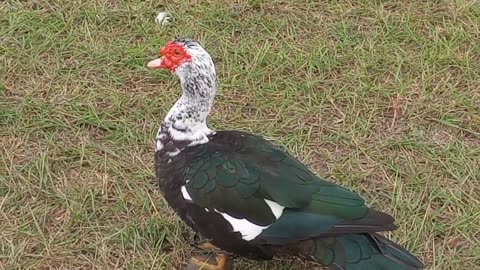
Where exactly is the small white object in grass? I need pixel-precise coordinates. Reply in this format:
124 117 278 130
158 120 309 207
155 11 172 26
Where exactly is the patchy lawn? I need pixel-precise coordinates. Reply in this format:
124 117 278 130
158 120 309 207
1 0 479 269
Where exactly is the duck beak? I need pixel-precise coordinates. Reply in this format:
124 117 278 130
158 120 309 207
147 57 168 69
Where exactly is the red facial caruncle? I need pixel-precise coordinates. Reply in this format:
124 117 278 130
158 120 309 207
147 42 192 71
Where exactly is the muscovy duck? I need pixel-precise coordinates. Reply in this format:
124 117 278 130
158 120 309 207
148 38 424 270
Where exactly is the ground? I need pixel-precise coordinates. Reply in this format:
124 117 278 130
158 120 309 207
1 0 479 269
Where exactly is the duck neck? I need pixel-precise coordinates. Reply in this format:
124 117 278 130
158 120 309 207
156 64 217 152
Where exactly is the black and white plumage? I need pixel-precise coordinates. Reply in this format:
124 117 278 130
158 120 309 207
148 38 424 270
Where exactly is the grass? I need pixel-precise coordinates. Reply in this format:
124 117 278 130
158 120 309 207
1 0 479 269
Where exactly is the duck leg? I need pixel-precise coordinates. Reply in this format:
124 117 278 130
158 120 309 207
184 253 232 270
197 241 221 252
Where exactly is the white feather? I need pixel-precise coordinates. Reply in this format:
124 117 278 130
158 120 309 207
167 122 213 146
215 200 285 240
264 199 285 219
181 186 192 201
155 140 163 151
155 12 172 26
168 149 181 156
215 210 269 241
157 132 167 140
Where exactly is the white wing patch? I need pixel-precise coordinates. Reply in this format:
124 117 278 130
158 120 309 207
179 183 285 241
215 210 269 241
215 200 285 241
181 186 193 201
264 199 285 219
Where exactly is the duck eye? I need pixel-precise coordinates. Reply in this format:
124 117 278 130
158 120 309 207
173 49 181 56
